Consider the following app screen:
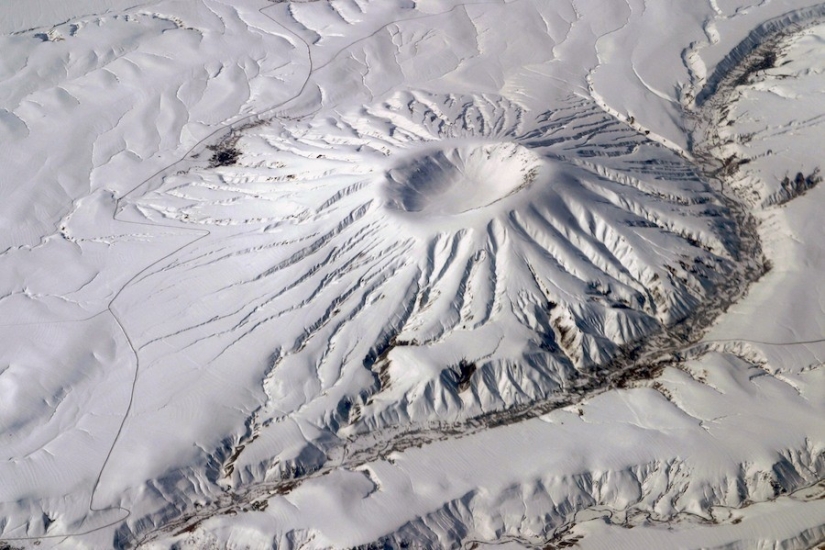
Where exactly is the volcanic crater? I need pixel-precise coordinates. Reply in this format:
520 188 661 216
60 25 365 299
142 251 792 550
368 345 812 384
382 142 543 216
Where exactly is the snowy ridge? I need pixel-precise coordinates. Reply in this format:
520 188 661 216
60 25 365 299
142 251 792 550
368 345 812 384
379 446 825 548
693 12 825 208
694 2 825 106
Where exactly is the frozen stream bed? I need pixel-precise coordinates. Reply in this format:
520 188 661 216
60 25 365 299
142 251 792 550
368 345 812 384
1 0 825 548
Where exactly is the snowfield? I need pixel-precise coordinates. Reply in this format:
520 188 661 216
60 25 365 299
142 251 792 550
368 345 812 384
1 0 824 548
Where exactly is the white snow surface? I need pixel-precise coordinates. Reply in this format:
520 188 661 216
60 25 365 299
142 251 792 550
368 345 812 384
0 0 824 548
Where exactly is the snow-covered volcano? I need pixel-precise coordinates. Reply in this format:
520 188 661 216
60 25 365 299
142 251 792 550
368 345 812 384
119 89 741 487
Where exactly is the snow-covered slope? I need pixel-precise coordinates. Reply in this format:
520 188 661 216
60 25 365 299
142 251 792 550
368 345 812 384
1 0 824 548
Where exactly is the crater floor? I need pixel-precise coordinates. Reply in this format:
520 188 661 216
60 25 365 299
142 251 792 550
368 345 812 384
383 141 541 215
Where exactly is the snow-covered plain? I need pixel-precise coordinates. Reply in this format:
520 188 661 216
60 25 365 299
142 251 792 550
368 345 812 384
1 0 824 548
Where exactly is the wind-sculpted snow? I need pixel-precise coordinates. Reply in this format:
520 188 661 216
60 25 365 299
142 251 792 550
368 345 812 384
2 0 825 548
